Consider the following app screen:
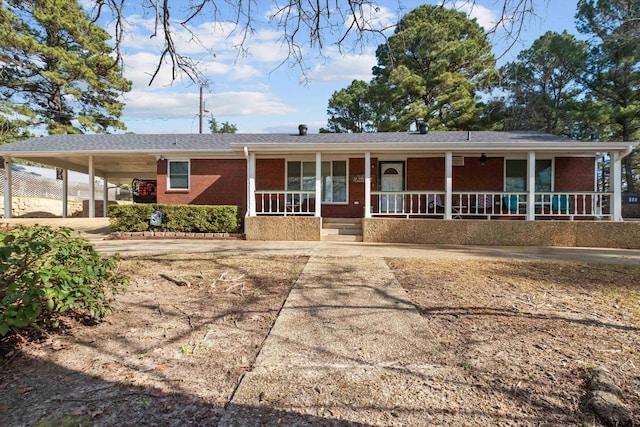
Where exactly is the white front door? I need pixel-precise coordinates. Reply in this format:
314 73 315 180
380 162 404 213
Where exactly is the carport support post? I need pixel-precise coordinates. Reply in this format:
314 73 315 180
315 152 321 217
612 151 622 221
102 177 108 217
3 156 12 218
364 152 371 218
62 169 68 218
88 155 95 218
527 151 536 221
445 152 453 220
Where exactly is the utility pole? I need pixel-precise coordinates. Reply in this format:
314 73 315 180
199 85 204 134
199 85 210 134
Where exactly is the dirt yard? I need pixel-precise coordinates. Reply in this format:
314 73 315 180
388 258 640 426
0 254 308 426
1 254 638 426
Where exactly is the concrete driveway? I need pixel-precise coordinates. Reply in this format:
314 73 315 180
1 217 639 264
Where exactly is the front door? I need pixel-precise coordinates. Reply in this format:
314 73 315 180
380 162 404 213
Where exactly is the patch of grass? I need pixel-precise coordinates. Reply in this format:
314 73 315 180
36 416 92 427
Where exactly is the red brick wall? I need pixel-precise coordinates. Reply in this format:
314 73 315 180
453 156 504 191
256 159 285 190
554 157 595 191
406 158 445 190
157 159 247 212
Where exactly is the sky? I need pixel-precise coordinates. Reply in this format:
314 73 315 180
91 1 582 135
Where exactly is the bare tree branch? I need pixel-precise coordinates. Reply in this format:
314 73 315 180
89 0 545 85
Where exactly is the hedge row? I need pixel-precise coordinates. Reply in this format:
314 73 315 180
108 204 242 233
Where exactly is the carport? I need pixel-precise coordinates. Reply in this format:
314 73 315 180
0 135 163 218
2 152 156 218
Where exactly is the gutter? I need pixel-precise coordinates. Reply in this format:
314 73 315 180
623 144 635 157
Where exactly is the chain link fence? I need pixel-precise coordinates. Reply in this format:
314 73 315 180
0 168 131 201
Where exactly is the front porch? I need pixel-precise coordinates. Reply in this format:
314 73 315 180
253 190 612 221
245 145 628 223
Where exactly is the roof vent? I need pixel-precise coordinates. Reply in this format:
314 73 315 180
419 122 429 134
298 124 308 136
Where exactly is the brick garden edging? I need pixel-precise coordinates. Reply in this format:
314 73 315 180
109 231 245 240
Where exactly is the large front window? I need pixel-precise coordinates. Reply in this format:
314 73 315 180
168 160 189 190
287 160 347 203
505 159 552 192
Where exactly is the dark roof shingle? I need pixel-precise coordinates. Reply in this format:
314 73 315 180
0 131 574 154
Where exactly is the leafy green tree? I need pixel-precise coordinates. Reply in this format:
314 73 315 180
0 0 131 134
322 80 374 133
208 116 237 134
577 0 640 191
0 101 33 144
563 97 616 142
371 5 496 131
499 31 588 135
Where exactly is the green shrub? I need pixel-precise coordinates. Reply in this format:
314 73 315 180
108 204 241 233
0 226 128 336
108 204 154 232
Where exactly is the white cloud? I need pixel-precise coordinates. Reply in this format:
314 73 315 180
306 48 377 83
121 89 199 118
452 1 499 31
209 91 298 116
122 52 176 88
121 88 296 122
346 4 398 34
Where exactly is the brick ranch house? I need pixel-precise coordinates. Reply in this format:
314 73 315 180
1 130 637 246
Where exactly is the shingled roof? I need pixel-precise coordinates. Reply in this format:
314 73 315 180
0 131 575 154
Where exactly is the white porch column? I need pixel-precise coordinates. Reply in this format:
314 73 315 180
62 169 68 218
527 151 536 221
612 151 623 221
3 156 12 219
88 155 95 218
247 152 256 216
315 152 322 217
445 152 453 220
364 152 371 218
102 177 109 217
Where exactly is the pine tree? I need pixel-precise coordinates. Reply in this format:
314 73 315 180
0 0 131 134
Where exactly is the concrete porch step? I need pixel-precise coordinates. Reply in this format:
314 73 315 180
321 234 363 242
321 218 363 241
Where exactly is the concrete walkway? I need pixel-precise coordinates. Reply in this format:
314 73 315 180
219 256 442 426
91 239 640 264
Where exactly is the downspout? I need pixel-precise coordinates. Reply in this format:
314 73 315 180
623 144 634 158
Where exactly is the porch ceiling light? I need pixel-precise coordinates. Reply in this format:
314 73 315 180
480 153 487 166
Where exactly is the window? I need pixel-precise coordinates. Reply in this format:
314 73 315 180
168 160 189 190
287 160 347 203
324 160 347 203
505 159 552 192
